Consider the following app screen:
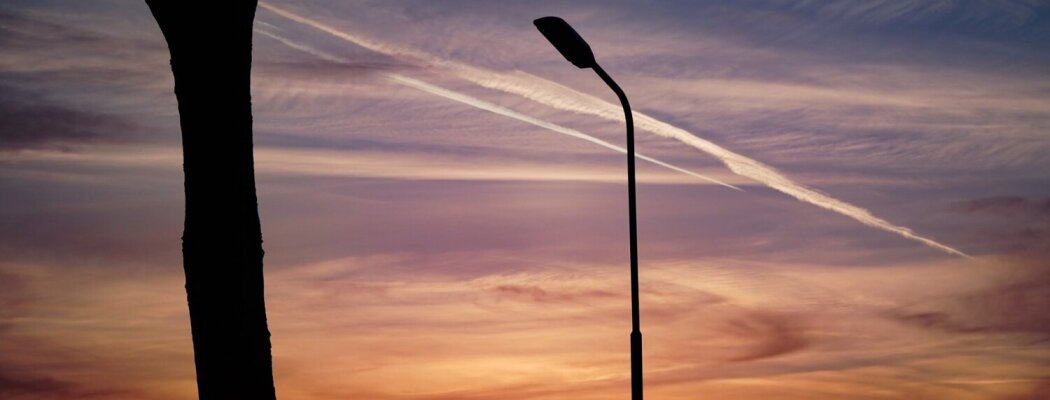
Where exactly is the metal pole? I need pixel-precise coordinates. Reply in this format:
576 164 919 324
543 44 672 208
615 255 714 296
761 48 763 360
594 64 642 400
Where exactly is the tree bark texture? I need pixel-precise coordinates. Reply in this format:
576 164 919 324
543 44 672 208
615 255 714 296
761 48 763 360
146 1 276 398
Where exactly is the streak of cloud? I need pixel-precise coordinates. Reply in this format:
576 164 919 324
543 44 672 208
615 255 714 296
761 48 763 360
445 69 975 260
0 85 136 150
386 75 741 190
767 0 1047 27
256 28 742 190
724 311 810 362
258 1 969 257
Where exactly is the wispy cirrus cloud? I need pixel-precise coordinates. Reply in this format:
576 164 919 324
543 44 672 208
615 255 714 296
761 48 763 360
255 27 741 189
3 2 1048 399
258 1 969 257
724 311 810 362
0 85 136 150
952 196 1050 216
767 0 1049 28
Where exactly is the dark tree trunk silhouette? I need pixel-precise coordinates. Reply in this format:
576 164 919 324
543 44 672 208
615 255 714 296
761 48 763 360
146 1 276 398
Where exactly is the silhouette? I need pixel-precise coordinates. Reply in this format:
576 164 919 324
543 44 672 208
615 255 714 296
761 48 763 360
534 17 643 400
146 1 276 398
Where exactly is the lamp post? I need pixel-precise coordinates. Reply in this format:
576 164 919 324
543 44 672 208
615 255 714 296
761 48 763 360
534 16 642 400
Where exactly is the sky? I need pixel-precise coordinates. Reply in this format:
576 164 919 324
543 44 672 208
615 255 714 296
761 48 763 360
1 0 1050 399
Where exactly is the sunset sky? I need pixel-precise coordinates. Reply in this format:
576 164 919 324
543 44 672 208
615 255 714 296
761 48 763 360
2 0 1050 399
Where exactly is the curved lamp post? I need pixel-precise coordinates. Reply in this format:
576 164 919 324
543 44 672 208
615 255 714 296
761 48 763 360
533 16 642 400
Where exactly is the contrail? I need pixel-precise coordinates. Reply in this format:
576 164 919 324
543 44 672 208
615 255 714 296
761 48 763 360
258 2 970 258
386 75 742 189
256 28 742 189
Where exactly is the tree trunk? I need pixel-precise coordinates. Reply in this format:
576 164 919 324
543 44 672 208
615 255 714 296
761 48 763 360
146 1 276 398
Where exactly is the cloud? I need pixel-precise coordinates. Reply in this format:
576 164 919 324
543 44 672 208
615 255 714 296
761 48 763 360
255 28 741 189
258 1 969 258
487 284 617 305
0 9 103 51
724 311 810 362
0 366 135 400
949 196 1050 254
889 263 1050 337
0 7 180 151
3 2 1047 399
0 261 195 399
0 85 136 150
767 0 1049 28
1002 378 1050 400
386 74 742 189
2 144 737 186
952 196 1050 216
0 369 74 399
441 69 972 257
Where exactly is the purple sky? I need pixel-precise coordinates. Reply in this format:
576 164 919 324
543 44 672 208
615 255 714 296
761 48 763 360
2 1 1049 398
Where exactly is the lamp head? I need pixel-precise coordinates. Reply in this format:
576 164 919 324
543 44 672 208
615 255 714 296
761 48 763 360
533 16 596 69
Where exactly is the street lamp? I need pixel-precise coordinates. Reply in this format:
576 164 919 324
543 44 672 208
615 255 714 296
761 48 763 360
533 16 643 400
